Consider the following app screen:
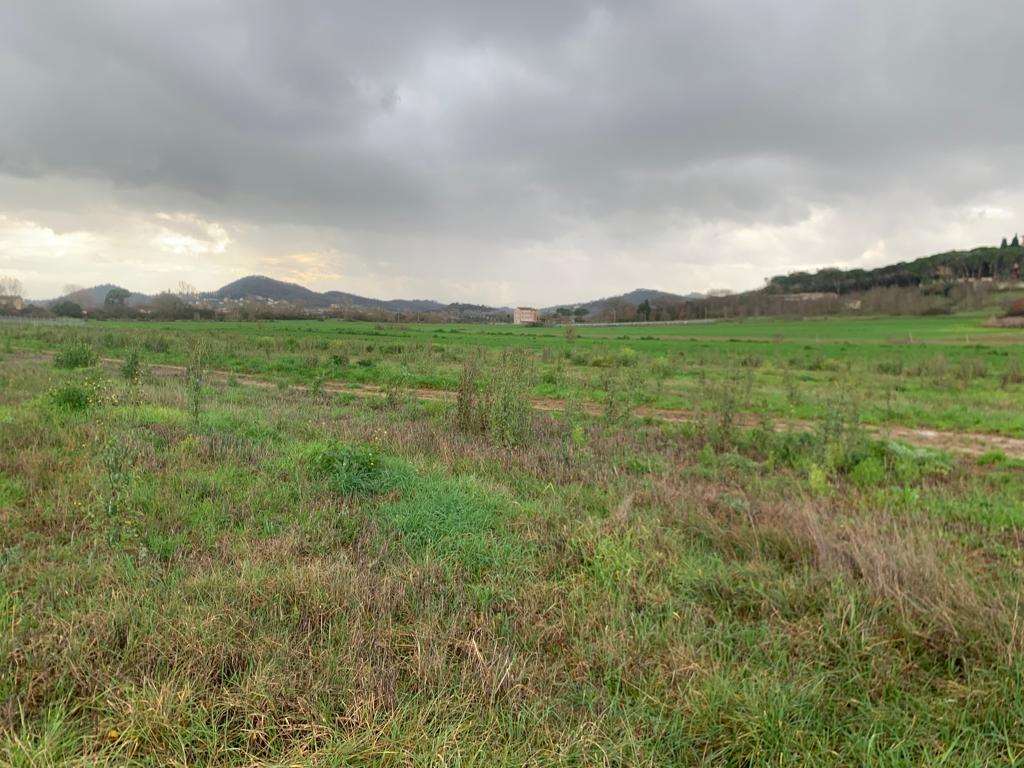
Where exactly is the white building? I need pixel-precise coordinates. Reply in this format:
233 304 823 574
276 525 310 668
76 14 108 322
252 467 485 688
513 307 540 325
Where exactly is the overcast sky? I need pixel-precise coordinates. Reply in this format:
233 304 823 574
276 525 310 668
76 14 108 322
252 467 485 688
2 1 1023 304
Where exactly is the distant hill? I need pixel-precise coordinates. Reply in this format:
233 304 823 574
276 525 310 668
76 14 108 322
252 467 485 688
209 275 333 306
37 277 704 319
543 288 704 317
208 275 501 316
767 244 1024 295
45 284 150 309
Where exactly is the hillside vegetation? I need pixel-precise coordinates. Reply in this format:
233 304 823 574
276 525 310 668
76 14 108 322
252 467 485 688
768 244 1024 295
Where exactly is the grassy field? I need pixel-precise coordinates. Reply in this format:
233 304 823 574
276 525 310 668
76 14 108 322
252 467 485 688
3 312 1024 435
2 314 1024 765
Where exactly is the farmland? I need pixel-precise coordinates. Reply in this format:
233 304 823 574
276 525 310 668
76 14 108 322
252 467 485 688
2 313 1024 765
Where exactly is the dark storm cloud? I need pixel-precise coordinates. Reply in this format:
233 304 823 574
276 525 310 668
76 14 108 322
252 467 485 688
2 0 1024 299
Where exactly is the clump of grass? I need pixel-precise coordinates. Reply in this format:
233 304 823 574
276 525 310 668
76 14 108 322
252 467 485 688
48 380 101 411
699 369 753 451
770 504 1018 663
185 342 206 425
876 359 904 376
455 351 533 446
121 349 143 382
142 335 172 353
100 438 140 545
559 393 588 467
305 441 398 497
455 354 485 434
600 369 634 426
957 357 987 381
1001 359 1024 388
53 341 97 369
379 379 402 410
485 353 533 447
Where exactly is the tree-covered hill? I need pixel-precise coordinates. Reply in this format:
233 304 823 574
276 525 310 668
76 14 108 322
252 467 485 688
767 243 1024 295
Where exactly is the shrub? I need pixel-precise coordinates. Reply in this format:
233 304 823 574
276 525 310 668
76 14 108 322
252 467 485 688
53 342 97 369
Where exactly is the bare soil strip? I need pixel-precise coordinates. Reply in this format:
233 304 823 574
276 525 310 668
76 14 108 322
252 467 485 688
24 352 1024 459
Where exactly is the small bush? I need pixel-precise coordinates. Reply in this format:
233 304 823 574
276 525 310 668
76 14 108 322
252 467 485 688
53 342 97 369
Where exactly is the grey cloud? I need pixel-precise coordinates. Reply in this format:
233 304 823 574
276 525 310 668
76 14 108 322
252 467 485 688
1 0 1024 300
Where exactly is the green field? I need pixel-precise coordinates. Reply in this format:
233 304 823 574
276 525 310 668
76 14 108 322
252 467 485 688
2 314 1024 765
3 312 1024 436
